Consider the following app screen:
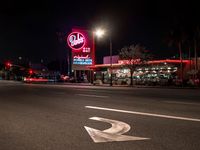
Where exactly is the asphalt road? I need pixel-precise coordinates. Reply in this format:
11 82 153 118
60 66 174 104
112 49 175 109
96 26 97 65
0 80 200 150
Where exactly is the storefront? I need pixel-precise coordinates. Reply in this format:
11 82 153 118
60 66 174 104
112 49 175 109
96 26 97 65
89 59 191 85
66 28 198 85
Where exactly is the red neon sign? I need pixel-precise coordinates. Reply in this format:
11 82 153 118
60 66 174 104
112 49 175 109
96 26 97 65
67 32 85 50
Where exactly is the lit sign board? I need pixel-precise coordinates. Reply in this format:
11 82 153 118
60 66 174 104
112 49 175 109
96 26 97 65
73 52 92 65
67 28 95 67
67 32 85 50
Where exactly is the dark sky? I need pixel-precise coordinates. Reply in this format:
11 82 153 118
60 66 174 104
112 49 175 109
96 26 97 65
0 0 199 64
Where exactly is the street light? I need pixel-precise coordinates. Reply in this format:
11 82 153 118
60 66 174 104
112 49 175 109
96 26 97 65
94 28 113 86
95 29 105 38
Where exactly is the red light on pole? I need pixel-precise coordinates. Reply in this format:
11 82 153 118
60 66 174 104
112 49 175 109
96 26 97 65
6 62 11 67
5 61 12 69
29 69 33 75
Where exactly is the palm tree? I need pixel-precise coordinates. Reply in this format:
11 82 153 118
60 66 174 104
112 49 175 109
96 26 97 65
185 24 200 80
166 26 187 84
193 26 200 79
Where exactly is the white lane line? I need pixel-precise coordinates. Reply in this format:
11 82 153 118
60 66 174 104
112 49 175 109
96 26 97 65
76 94 109 98
85 106 200 122
164 101 200 106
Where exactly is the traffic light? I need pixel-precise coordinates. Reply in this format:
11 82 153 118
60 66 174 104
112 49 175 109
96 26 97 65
5 61 12 69
29 69 33 75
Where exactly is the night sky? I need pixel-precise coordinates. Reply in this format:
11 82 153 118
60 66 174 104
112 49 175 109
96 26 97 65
0 0 199 64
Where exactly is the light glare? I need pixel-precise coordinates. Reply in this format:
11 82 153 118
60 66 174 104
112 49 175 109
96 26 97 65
95 29 105 38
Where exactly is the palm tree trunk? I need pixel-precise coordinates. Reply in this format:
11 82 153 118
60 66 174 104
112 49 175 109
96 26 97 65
178 42 183 85
130 68 133 86
189 46 191 71
194 39 197 80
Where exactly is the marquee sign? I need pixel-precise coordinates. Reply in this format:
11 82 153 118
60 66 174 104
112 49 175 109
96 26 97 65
67 28 95 68
67 32 85 50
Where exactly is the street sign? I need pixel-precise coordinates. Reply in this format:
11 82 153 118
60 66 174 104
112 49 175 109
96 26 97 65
84 117 149 143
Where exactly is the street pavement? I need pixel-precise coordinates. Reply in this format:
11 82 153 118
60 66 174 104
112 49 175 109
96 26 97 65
0 80 200 150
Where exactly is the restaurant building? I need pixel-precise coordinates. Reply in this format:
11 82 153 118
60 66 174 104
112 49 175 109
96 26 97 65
66 28 199 85
89 55 199 85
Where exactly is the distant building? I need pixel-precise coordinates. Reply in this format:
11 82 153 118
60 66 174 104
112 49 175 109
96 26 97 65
103 55 119 64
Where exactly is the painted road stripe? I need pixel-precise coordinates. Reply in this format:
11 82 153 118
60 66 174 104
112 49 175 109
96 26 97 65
76 94 109 98
164 101 200 106
85 106 200 122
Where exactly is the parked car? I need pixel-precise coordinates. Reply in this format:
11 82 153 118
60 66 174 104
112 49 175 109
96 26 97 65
60 75 70 82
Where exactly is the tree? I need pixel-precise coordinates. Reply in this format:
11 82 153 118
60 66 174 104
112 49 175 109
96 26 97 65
166 25 187 83
184 24 199 74
193 26 200 78
119 44 151 86
172 23 200 81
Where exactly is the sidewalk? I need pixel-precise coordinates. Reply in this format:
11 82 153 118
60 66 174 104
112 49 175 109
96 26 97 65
56 82 200 89
1 80 199 89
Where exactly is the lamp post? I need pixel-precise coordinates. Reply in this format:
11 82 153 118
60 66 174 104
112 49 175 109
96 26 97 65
109 37 113 86
94 28 113 86
91 31 96 84
93 28 105 84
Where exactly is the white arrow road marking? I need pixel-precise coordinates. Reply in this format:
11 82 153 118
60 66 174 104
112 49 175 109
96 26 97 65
84 117 149 143
85 106 200 122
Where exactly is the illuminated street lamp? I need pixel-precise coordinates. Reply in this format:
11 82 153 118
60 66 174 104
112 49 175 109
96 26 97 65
94 29 105 38
93 28 113 86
